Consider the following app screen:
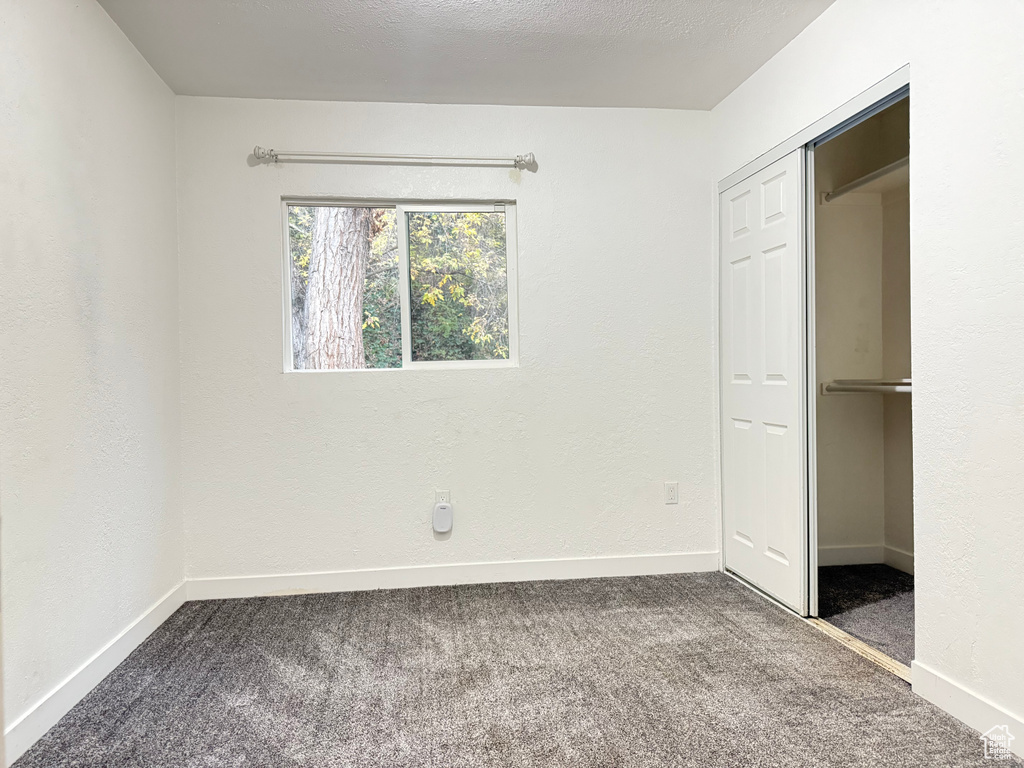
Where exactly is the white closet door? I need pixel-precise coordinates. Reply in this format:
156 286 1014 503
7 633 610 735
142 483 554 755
720 149 807 614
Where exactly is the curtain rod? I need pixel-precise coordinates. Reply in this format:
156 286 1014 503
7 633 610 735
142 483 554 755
252 146 536 170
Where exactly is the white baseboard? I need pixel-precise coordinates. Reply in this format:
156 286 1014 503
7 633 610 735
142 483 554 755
4 554 718 763
9 557 1020 765
186 551 721 601
816 544 884 566
913 660 1024 758
4 581 187 768
815 544 914 573
883 545 914 574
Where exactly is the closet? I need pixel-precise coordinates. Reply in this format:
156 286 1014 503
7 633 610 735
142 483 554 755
812 97 913 670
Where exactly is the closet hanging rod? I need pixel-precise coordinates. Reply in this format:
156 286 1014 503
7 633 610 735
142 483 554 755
823 156 909 202
821 378 912 394
252 146 537 170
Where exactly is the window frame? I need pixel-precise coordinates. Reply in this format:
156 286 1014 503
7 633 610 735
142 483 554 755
281 198 519 373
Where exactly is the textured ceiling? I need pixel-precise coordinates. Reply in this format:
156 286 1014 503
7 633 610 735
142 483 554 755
97 0 835 109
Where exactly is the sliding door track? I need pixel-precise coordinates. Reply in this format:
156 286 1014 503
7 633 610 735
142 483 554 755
807 618 912 683
724 569 912 683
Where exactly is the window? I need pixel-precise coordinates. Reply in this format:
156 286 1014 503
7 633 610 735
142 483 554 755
284 201 518 371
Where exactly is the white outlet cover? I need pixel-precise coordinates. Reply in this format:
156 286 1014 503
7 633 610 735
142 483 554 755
435 489 451 503
665 482 679 504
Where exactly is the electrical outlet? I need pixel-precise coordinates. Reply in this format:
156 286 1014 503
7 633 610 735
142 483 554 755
664 481 679 505
435 489 451 504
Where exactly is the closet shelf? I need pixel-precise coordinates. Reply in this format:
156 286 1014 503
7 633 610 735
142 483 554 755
821 378 911 395
823 156 909 202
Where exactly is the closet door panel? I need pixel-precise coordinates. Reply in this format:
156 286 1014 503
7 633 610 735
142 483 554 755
720 149 807 614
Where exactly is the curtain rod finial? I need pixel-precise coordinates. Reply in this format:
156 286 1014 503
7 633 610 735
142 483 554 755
253 145 278 162
515 152 536 170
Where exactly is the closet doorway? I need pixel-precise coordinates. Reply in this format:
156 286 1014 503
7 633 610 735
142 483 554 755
719 78 914 678
808 95 913 677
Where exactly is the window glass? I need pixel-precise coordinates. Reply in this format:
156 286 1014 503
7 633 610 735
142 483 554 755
288 206 400 370
407 211 509 362
286 203 514 370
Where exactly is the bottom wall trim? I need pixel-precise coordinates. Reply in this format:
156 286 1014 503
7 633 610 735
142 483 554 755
186 551 722 601
4 581 188 767
816 544 915 574
35 554 1016 767
883 545 915 574
2 554 719 764
816 544 885 566
913 660 1024 758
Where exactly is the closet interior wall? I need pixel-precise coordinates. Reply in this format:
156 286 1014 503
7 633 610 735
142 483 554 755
814 100 913 574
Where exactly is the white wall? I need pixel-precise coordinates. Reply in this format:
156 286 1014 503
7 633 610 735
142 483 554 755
813 184 915 571
175 98 717 586
8 0 1020 757
713 0 1024 737
0 0 183 755
882 187 913 565
813 191 885 557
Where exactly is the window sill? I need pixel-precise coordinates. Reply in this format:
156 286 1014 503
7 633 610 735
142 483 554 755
284 359 518 373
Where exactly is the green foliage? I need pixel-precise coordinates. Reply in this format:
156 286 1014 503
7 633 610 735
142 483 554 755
408 211 509 361
361 210 402 369
288 208 314 257
287 206 313 367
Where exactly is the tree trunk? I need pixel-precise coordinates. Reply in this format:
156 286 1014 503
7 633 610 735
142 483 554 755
303 206 370 369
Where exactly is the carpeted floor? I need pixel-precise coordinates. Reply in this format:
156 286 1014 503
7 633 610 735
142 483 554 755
16 572 1013 767
818 564 915 666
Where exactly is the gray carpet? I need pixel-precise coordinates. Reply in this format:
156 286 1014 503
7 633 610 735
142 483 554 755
818 564 915 666
15 572 1014 768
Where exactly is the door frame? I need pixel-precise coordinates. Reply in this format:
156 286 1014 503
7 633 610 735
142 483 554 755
717 66 911 617
804 142 819 617
717 65 910 194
